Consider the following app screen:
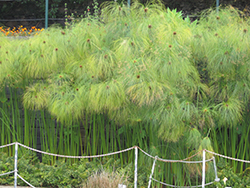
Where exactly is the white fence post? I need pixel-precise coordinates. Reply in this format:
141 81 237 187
147 156 157 188
213 157 220 182
202 150 206 188
134 147 138 188
14 142 18 188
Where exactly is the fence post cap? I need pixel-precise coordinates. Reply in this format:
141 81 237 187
215 178 220 182
118 184 127 188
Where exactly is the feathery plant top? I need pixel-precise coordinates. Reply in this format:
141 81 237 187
0 1 249 142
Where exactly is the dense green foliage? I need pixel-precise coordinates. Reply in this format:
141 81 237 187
0 150 133 187
0 152 249 187
0 1 250 187
214 159 250 188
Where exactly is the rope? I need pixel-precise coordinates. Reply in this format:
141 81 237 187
136 146 204 163
0 142 15 149
136 146 156 159
17 174 36 188
151 178 214 188
157 156 213 164
2 142 250 163
205 150 250 163
18 143 135 158
0 170 16 177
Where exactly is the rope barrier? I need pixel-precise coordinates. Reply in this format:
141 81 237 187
17 174 36 188
151 178 214 188
0 143 220 163
136 146 204 163
136 146 156 159
157 155 214 164
18 143 135 158
205 149 250 163
2 142 250 188
0 142 15 149
2 142 250 163
0 170 16 177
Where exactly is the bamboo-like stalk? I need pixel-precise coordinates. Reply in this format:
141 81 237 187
92 113 97 157
86 113 91 156
111 120 117 159
39 111 48 164
100 115 106 154
58 121 64 160
0 105 15 154
105 115 110 155
231 127 237 172
239 123 250 173
13 88 22 145
8 87 17 145
84 112 89 156
23 108 30 146
116 122 123 167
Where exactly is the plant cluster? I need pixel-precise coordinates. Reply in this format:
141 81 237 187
214 159 250 188
0 150 133 187
1 1 249 141
0 1 250 187
82 170 129 188
0 26 44 37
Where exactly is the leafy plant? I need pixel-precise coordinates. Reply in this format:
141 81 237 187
214 159 250 188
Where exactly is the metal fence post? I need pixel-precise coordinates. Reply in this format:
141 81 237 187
202 150 206 188
134 147 138 188
14 142 18 188
127 0 130 8
147 156 157 188
213 157 220 182
216 0 219 13
45 0 49 28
